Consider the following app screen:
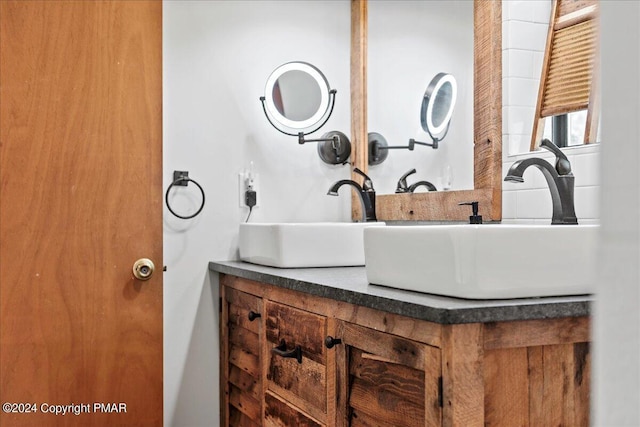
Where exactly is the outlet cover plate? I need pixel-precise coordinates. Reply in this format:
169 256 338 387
238 172 259 208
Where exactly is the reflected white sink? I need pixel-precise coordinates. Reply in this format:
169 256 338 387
364 224 598 299
239 222 385 268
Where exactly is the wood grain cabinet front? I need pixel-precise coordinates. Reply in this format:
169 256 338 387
219 274 591 427
222 287 264 426
333 321 442 427
264 300 328 425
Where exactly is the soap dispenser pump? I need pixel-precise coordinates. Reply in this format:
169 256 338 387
459 201 482 224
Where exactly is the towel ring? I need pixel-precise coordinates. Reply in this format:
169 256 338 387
165 172 205 220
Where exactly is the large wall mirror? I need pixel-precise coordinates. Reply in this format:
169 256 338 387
350 0 502 221
367 1 474 195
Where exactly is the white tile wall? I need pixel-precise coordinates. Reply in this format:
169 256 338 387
508 78 540 106
505 0 551 23
501 0 600 224
504 21 549 51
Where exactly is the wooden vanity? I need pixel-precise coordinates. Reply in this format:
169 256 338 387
211 261 591 427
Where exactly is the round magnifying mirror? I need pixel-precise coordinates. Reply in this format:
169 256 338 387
264 62 331 130
420 73 457 140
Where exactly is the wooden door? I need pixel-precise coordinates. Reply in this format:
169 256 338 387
335 321 442 427
222 285 264 426
0 1 163 426
264 301 328 425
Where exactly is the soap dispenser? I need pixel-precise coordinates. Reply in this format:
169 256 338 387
459 201 482 224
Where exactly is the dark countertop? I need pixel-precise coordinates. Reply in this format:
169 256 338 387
209 260 591 325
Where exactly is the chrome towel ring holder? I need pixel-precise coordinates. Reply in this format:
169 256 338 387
165 170 205 220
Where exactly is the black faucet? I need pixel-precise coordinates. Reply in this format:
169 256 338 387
327 168 377 222
504 138 578 225
395 168 437 193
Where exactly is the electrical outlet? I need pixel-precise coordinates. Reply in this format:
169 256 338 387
238 171 259 208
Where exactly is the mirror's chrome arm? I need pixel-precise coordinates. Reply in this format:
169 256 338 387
300 132 338 145
374 138 438 152
409 138 438 150
376 144 415 150
372 122 449 153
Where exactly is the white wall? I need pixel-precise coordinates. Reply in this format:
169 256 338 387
595 2 640 424
502 0 600 224
163 1 351 425
367 1 474 194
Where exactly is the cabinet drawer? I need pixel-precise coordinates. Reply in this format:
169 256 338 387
265 300 327 421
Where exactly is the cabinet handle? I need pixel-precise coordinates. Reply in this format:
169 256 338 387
272 339 302 364
324 336 342 349
248 311 261 322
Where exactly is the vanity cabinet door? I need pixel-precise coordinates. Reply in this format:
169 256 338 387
334 321 442 427
223 286 264 427
265 300 328 425
265 391 323 427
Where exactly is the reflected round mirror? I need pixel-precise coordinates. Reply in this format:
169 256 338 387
421 73 457 139
264 62 331 130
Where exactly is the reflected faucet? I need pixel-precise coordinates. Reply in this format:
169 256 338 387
395 168 437 193
327 168 377 222
504 138 578 225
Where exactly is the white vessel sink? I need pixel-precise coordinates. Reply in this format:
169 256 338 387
239 222 385 268
364 224 598 299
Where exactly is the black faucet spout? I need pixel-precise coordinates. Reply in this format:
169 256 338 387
505 156 578 225
408 181 437 193
327 178 377 222
395 168 437 193
327 179 362 196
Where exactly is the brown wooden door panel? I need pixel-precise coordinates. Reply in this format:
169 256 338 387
228 407 262 427
264 392 323 427
230 405 262 427
483 342 591 426
265 301 326 364
336 322 442 427
224 288 263 426
229 384 262 423
265 300 328 422
0 1 162 425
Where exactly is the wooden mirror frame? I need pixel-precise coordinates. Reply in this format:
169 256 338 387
350 0 502 222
